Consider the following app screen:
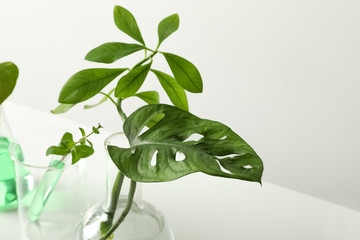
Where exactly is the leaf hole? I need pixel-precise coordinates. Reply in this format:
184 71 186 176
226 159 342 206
175 151 186 162
138 126 149 136
217 161 232 175
217 154 241 160
150 150 158 167
243 165 253 169
184 133 203 142
219 136 227 140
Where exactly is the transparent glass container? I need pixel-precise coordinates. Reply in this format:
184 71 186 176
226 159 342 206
10 127 87 240
0 104 26 211
76 132 175 240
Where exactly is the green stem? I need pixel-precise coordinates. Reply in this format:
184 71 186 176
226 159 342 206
116 98 127 122
75 125 101 145
99 91 117 107
54 124 102 167
132 51 157 69
50 154 67 169
114 48 157 121
155 42 161 51
100 180 137 240
144 47 156 53
101 47 154 239
105 172 125 221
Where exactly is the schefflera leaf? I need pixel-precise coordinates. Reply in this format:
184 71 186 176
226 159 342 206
157 13 179 47
115 63 151 98
85 42 145 64
108 104 263 183
134 91 159 105
151 69 188 111
114 6 145 45
51 103 75 114
59 68 127 104
161 52 203 93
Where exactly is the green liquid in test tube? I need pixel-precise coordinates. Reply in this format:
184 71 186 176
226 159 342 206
0 136 31 211
27 158 65 222
0 136 18 210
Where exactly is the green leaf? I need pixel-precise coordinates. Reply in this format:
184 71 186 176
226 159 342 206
79 127 86 137
0 62 19 105
115 63 151 98
59 68 127 104
92 123 102 134
86 139 93 148
108 104 263 183
85 42 145 64
161 52 203 93
92 126 100 134
134 91 159 104
71 150 81 165
61 132 73 142
46 146 69 156
151 69 188 111
50 104 75 114
157 14 179 48
145 113 165 129
60 132 75 149
75 145 94 158
71 145 94 164
113 6 145 45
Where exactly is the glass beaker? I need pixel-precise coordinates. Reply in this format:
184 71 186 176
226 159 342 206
10 127 87 240
0 104 27 211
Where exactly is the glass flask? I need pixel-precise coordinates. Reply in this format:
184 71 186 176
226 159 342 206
0 105 28 211
76 132 175 240
10 127 87 240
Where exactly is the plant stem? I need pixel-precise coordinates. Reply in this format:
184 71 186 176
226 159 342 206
52 154 68 168
99 91 117 107
100 180 137 240
132 51 157 69
75 125 102 145
105 172 125 221
102 51 154 238
116 98 127 122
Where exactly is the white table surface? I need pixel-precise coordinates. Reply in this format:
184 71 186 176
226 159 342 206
1 101 360 240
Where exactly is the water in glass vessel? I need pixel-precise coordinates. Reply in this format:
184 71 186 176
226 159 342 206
76 132 175 240
0 136 18 210
0 136 32 211
77 199 175 240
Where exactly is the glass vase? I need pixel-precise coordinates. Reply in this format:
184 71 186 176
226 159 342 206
9 127 87 240
76 132 175 240
0 104 26 211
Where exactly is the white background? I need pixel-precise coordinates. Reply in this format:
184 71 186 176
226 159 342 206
1 0 359 217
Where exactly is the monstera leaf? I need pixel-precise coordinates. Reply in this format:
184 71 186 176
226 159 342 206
108 104 263 183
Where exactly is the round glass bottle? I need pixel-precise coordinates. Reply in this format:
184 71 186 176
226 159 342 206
77 132 175 240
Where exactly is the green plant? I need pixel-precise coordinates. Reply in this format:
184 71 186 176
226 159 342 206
46 124 102 165
52 5 263 239
0 62 19 105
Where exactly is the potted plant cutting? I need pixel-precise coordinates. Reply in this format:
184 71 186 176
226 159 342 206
50 5 264 239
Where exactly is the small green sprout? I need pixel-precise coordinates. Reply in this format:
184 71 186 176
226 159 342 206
46 124 102 164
